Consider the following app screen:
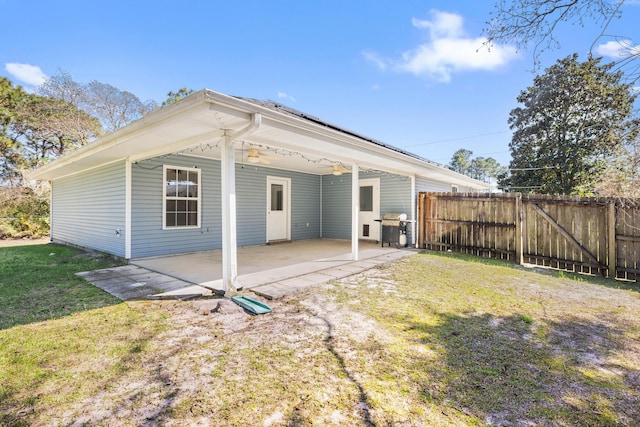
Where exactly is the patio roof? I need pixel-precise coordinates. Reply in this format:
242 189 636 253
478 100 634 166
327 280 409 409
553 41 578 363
30 89 491 189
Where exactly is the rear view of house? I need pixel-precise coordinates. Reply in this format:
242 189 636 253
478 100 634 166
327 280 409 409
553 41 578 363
31 89 490 290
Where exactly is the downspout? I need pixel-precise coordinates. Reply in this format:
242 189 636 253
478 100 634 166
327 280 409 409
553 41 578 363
227 112 262 140
221 113 262 294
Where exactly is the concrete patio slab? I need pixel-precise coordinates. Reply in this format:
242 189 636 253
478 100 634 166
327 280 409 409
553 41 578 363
131 239 392 285
77 265 212 301
79 240 420 301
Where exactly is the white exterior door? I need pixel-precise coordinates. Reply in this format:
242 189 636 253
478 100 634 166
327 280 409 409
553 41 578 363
358 178 380 241
267 176 290 242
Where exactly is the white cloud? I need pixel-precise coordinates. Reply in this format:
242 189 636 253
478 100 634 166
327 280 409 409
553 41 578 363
363 9 518 83
595 39 640 59
5 63 47 87
277 91 296 102
362 50 389 70
411 10 464 38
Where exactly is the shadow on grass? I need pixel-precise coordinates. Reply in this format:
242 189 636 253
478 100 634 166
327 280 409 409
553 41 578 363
0 243 124 330
317 315 377 427
284 310 377 426
0 304 174 427
405 312 640 425
424 250 640 294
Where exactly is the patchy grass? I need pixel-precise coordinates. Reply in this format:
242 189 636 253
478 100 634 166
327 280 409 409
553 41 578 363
329 252 640 426
1 246 639 426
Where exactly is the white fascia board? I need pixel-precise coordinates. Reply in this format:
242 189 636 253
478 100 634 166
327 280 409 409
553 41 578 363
204 91 490 189
30 92 213 181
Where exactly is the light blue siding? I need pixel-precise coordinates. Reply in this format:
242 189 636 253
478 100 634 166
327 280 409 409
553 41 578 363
236 165 321 246
131 155 222 258
131 155 321 258
321 172 413 240
415 176 453 193
321 174 352 239
51 161 126 257
360 172 413 218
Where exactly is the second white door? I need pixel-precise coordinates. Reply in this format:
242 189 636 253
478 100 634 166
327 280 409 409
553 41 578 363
267 176 290 242
358 178 380 241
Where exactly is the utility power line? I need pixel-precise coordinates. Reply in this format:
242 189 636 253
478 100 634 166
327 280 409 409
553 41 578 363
404 130 509 148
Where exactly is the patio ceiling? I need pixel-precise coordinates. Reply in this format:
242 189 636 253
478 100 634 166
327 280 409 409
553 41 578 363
31 89 490 189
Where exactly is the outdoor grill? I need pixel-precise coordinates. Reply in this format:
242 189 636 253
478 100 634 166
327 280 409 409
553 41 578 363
377 213 410 247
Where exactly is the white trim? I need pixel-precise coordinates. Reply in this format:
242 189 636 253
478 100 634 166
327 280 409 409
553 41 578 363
319 177 323 238
162 164 202 230
33 158 125 182
32 89 491 191
410 175 416 247
351 164 359 261
125 159 132 258
221 136 239 293
266 176 291 242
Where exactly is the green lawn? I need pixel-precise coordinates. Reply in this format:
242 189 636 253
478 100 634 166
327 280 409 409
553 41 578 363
0 243 123 329
1 243 639 426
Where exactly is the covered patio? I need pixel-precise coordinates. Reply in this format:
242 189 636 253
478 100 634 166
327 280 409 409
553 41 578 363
32 89 488 298
131 239 417 298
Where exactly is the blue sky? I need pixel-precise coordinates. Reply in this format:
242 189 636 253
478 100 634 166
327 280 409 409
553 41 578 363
2 0 639 166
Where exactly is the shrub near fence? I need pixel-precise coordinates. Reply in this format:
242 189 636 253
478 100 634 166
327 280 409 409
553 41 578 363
418 192 640 281
0 187 50 239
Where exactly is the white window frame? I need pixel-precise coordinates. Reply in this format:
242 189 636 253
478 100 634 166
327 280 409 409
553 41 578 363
162 165 201 230
451 185 459 193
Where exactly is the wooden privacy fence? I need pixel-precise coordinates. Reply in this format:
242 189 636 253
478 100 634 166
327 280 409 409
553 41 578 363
417 192 640 281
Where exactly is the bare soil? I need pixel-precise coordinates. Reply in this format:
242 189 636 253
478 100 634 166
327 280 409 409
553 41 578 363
0 236 50 247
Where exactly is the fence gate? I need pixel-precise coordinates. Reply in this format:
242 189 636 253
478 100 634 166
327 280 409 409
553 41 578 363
418 192 640 281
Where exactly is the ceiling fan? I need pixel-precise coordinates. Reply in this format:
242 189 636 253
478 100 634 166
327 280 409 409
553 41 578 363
244 148 278 165
323 164 350 176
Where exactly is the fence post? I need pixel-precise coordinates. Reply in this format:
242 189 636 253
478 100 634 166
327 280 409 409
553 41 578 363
607 201 616 278
515 193 524 265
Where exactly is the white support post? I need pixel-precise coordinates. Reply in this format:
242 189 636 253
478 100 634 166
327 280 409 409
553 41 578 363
221 136 239 294
351 163 359 261
410 175 416 247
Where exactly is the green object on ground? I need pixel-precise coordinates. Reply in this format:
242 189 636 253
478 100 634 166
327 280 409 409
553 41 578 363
231 295 272 314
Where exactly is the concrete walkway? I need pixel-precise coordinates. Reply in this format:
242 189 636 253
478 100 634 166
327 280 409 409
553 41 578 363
76 265 214 301
78 240 420 300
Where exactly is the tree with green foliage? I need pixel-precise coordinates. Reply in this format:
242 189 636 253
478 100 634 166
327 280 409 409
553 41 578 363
0 77 26 184
449 148 506 184
470 156 507 183
162 87 196 107
500 54 639 195
12 93 102 169
595 120 640 197
449 149 473 176
1 77 103 237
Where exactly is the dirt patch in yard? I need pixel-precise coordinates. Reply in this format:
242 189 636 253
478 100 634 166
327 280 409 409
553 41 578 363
4 253 640 426
0 236 50 247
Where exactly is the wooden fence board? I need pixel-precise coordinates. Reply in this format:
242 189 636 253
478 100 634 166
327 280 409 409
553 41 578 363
419 192 640 281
